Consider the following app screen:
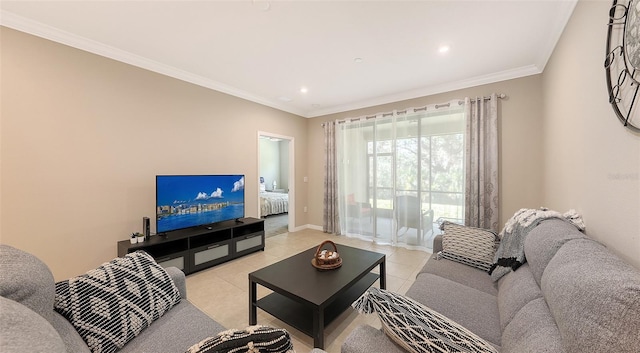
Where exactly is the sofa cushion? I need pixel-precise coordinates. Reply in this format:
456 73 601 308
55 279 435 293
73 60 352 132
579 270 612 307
118 300 225 353
440 222 498 272
54 251 182 353
406 274 501 346
51 312 92 353
0 244 56 323
496 263 542 330
523 219 586 286
352 287 498 353
185 325 293 353
419 256 498 296
500 297 565 353
542 238 640 353
0 296 66 353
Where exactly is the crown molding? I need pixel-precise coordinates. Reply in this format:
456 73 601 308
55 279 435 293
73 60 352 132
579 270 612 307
0 10 308 118
2 2 576 120
306 64 542 118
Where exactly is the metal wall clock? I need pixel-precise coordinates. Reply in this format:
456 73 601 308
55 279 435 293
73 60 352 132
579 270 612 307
605 0 640 132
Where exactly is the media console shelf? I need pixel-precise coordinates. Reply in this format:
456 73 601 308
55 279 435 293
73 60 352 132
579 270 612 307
117 217 264 275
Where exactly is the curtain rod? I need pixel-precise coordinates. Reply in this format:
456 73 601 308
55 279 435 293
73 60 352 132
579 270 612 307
321 93 507 126
456 93 507 106
470 93 507 101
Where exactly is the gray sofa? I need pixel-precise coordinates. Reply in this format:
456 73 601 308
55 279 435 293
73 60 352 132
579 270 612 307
0 244 227 353
0 245 327 353
342 219 640 353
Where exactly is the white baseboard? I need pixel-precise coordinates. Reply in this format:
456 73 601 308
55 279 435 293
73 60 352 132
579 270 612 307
290 224 323 232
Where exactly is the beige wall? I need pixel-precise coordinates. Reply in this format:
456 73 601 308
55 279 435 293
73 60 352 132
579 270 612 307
0 28 308 280
307 75 546 232
541 0 640 268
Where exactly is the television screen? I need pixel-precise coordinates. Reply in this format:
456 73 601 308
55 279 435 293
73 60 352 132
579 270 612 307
156 175 245 234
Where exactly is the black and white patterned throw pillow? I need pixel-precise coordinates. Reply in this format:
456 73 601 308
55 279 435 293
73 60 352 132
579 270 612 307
186 325 295 353
352 287 497 353
54 251 181 353
439 222 499 272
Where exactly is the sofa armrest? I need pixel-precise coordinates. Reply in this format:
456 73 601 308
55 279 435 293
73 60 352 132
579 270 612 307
164 267 187 300
432 234 443 253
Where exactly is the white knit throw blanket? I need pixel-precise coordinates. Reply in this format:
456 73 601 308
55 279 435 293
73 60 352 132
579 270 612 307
489 208 585 281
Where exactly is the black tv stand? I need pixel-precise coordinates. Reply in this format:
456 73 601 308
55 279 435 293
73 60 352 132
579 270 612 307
117 217 264 275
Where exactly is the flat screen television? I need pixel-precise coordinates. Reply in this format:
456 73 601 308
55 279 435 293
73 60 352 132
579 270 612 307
156 175 245 234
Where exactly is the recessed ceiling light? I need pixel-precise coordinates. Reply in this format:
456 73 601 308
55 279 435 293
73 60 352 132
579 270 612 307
252 0 271 11
354 57 364 63
438 46 450 54
300 87 308 94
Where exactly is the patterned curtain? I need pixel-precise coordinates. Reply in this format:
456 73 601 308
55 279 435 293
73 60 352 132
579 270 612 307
464 94 499 231
323 121 340 233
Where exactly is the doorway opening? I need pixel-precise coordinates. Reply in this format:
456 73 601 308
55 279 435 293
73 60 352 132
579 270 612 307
258 131 294 237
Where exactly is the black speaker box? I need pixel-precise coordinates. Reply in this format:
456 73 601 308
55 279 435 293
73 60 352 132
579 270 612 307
143 217 150 239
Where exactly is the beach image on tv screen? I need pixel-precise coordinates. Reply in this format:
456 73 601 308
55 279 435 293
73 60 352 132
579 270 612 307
156 175 245 233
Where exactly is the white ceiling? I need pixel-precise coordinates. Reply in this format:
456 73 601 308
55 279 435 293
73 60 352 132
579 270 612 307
1 0 577 118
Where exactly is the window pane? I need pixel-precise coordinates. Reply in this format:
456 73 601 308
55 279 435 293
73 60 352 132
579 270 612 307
432 192 464 223
431 134 464 192
375 118 393 153
376 155 393 187
375 187 393 210
420 136 431 190
376 140 392 154
420 192 432 215
396 138 418 191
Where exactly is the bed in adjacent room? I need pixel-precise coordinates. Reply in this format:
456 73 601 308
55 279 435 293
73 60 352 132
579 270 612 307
260 191 289 217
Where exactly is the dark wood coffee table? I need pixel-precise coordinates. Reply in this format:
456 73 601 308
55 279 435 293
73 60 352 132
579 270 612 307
249 244 386 349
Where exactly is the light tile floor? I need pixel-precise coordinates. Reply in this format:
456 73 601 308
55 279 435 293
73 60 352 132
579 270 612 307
185 228 431 353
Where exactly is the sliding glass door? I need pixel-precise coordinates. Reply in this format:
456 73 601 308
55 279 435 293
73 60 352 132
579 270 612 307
337 105 465 250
